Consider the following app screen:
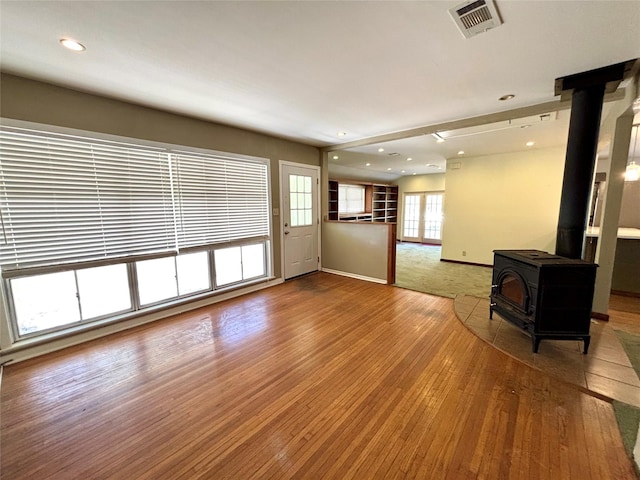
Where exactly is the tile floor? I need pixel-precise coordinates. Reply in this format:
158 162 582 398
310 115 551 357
454 295 640 408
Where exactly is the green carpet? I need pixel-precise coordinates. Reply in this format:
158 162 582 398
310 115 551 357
395 242 492 299
613 330 640 465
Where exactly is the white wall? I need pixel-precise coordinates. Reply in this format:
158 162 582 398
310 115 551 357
396 173 446 241
441 147 566 265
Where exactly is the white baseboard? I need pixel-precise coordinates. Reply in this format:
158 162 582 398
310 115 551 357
321 268 387 285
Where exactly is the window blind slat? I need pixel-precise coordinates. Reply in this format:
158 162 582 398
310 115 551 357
0 126 271 271
0 127 175 269
173 153 270 249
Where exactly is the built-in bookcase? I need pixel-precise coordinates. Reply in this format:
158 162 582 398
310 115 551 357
372 184 398 223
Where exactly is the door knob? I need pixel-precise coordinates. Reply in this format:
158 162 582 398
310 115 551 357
284 231 290 235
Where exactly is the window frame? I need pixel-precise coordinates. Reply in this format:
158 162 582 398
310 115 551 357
0 119 274 342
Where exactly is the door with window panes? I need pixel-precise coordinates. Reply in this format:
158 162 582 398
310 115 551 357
281 163 319 279
402 192 444 244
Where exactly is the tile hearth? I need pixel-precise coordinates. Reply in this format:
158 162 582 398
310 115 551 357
454 295 640 408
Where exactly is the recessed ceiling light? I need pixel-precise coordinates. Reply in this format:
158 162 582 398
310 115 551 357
407 157 412 161
60 38 86 51
387 168 392 171
499 94 515 101
458 150 465 155
401 170 406 173
365 163 371 166
378 148 385 152
332 155 339 160
413 173 417 175
337 131 347 137
526 141 535 147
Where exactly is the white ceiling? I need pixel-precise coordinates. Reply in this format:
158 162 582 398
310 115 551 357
1 1 639 180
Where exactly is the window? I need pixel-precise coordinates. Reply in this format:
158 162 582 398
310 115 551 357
338 184 365 214
10 264 132 336
289 174 313 227
0 125 272 339
214 243 266 287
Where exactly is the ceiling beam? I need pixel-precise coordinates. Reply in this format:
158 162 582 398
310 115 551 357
322 90 625 153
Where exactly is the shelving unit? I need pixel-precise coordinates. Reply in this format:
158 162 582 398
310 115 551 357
328 180 397 223
328 180 339 220
372 184 398 223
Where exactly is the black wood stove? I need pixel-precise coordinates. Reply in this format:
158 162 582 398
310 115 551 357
488 60 635 354
490 250 597 353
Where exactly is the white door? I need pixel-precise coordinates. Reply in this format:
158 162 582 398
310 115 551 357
281 163 319 279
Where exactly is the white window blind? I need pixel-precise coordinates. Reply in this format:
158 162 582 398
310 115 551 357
173 151 270 249
0 126 271 272
338 184 365 214
0 127 175 270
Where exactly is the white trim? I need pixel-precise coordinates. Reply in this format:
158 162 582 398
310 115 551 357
279 161 321 280
321 268 387 285
0 277 284 365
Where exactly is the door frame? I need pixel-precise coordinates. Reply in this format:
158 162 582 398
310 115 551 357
279 160 321 280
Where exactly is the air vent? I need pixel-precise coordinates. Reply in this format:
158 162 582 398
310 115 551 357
449 0 502 39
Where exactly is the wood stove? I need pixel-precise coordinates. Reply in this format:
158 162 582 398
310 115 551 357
490 250 597 353
487 61 635 354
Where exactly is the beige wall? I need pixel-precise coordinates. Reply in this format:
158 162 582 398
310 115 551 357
0 74 320 360
441 147 566 265
619 180 640 228
0 74 321 278
396 173 446 241
322 222 392 282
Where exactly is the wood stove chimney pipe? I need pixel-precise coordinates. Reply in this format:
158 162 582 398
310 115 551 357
554 60 636 259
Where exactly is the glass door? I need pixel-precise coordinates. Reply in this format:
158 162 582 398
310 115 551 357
402 192 444 244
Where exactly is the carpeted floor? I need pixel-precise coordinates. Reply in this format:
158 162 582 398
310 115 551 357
395 242 492 298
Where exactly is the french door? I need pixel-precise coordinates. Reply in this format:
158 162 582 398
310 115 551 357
403 192 444 244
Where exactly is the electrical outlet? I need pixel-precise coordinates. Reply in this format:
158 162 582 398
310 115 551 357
462 250 467 256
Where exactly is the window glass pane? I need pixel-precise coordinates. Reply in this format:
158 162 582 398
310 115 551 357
137 257 178 306
305 193 312 209
291 211 299 227
404 194 421 238
290 193 298 209
241 244 265 279
77 264 131 319
214 247 243 286
176 251 210 295
298 210 306 226
304 176 312 193
297 176 305 192
11 271 80 335
338 184 365 214
305 210 312 225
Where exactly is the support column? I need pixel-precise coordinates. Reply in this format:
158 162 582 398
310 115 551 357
592 112 634 315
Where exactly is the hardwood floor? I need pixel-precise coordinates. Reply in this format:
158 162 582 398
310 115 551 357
1 272 636 479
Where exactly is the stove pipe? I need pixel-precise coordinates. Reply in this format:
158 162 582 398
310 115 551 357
555 85 604 259
553 60 635 259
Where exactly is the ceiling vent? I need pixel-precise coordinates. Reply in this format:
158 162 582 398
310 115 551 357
449 0 502 39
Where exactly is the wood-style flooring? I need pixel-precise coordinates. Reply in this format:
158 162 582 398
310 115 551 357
1 272 636 479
